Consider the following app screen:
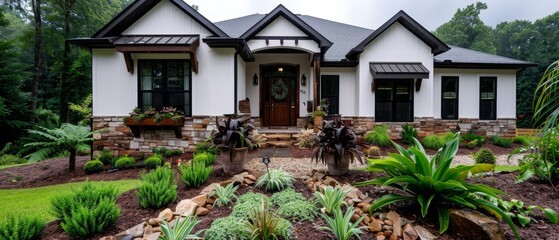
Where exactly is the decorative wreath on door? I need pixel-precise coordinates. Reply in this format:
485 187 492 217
272 79 288 100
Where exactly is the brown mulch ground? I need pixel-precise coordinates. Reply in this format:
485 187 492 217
2 144 557 240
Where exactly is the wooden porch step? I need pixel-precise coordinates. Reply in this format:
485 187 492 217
267 141 291 148
264 134 293 141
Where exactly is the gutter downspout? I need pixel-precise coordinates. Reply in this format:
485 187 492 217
234 52 238 115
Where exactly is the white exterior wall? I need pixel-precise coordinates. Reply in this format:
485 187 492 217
245 53 311 117
237 54 247 112
321 67 358 116
433 68 517 119
255 16 307 37
357 22 434 118
92 0 236 116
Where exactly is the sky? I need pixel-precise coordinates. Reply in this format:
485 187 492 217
185 0 559 31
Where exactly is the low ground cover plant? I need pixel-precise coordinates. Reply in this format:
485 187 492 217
255 168 294 192
204 216 251 240
365 125 391 147
490 135 513 148
179 159 212 188
136 167 177 209
50 182 120 237
356 134 521 239
270 188 306 206
272 188 317 221
0 214 45 240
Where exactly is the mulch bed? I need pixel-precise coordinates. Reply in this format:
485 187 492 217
2 146 557 240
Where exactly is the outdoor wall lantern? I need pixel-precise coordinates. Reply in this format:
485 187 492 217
262 157 271 178
301 74 307 86
253 73 258 85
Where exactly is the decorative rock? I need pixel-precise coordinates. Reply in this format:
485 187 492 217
196 207 210 216
99 236 116 240
220 179 235 187
403 224 419 240
205 204 213 209
414 226 437 240
200 183 219 195
393 218 402 237
244 178 255 185
382 225 393 231
383 230 393 238
117 235 134 240
229 174 245 184
389 233 399 240
246 174 257 181
191 194 207 207
369 219 383 232
143 225 154 238
147 218 162 226
386 211 400 222
175 199 198 216
362 204 372 213
376 235 386 240
449 209 505 240
323 176 339 186
352 214 361 222
153 227 161 233
346 188 360 200
146 232 161 240
116 222 146 238
158 208 174 222
363 216 372 224
384 219 394 225
357 202 368 208
361 196 374 204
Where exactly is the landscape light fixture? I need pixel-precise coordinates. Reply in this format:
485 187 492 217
301 74 306 86
253 73 258 85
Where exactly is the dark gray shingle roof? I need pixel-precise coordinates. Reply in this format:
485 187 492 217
435 45 534 65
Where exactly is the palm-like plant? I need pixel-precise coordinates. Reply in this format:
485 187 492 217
23 123 93 170
355 134 521 239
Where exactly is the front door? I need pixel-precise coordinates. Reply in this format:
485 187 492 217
261 65 298 126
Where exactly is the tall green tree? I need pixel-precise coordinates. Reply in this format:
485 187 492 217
433 2 496 54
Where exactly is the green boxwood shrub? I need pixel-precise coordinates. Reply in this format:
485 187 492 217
83 160 104 174
204 216 251 240
136 167 177 209
144 154 163 169
0 214 45 240
364 125 391 147
193 152 216 166
179 160 212 188
113 156 135 169
50 182 119 237
474 148 497 164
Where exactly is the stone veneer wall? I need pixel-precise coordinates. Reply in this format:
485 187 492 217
92 116 218 156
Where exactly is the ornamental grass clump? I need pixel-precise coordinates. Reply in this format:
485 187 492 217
490 135 513 148
401 124 418 145
422 132 455 150
209 182 238 208
314 185 350 215
246 198 293 240
364 124 391 147
158 214 204 240
179 159 212 188
0 214 45 240
319 206 366 240
193 152 216 166
255 168 294 192
136 166 177 209
355 134 521 239
50 182 119 237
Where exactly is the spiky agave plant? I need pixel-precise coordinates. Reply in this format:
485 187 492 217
355 133 521 239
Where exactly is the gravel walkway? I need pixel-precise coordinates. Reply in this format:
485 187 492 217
245 154 524 179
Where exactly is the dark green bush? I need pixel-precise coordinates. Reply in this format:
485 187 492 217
193 152 216 166
401 124 418 145
51 182 119 237
179 160 212 188
0 214 45 240
136 167 177 209
144 154 162 169
491 136 512 148
84 160 104 174
194 141 219 155
95 149 113 165
474 148 497 164
364 125 390 147
113 156 135 169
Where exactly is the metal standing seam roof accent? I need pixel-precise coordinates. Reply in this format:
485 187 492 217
114 35 199 45
370 62 430 79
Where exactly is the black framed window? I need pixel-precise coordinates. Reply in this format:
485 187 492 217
320 75 339 114
441 76 459 119
139 60 191 116
375 79 413 122
480 77 496 120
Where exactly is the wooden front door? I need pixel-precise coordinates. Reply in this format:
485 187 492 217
261 65 299 126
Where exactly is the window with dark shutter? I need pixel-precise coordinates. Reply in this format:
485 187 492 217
375 79 413 122
441 76 459 120
320 75 339 115
480 77 496 120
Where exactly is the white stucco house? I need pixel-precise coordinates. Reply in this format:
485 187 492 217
70 0 535 154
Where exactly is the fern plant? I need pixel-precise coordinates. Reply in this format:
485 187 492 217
364 125 391 147
0 214 45 240
136 167 177 209
179 160 212 188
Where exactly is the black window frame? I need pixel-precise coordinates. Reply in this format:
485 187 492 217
320 75 340 115
375 79 414 122
441 76 459 120
479 76 497 120
138 59 192 116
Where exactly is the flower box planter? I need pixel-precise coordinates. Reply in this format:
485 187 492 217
123 117 185 138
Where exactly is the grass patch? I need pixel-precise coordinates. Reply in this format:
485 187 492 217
0 180 141 223
495 165 520 172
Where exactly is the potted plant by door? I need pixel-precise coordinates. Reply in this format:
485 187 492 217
212 115 258 175
312 106 326 132
311 118 366 175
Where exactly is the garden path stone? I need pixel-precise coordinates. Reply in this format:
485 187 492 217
449 209 504 240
